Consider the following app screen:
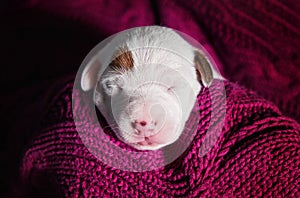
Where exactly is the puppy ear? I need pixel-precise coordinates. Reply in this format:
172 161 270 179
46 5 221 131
194 50 213 87
81 56 102 91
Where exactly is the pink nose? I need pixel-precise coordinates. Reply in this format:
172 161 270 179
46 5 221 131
137 120 147 126
132 119 157 135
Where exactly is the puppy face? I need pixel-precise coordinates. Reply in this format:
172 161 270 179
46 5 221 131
81 26 222 150
100 61 193 150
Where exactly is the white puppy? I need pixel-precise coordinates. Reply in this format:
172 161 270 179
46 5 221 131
81 26 223 150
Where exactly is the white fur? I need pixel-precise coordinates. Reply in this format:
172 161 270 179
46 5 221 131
81 26 223 150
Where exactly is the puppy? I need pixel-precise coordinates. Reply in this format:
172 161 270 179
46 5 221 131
81 26 223 150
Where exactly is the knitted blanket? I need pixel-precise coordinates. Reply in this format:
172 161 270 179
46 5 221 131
20 79 300 197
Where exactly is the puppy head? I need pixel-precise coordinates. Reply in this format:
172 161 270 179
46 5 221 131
81 26 219 150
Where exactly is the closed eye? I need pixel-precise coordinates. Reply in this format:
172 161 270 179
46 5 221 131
167 86 174 91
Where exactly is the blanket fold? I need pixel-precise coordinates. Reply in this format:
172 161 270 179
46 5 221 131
20 79 300 197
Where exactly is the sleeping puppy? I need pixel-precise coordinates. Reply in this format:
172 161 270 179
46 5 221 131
81 26 223 150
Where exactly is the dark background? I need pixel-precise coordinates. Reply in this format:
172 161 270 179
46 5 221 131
0 2 104 197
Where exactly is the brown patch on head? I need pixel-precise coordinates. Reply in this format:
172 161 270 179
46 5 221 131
109 48 134 72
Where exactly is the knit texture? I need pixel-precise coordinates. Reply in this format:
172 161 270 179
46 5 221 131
20 79 300 197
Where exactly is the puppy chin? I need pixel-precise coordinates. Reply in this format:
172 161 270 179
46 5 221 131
130 142 169 151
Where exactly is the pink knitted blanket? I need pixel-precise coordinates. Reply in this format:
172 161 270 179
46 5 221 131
20 79 300 197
